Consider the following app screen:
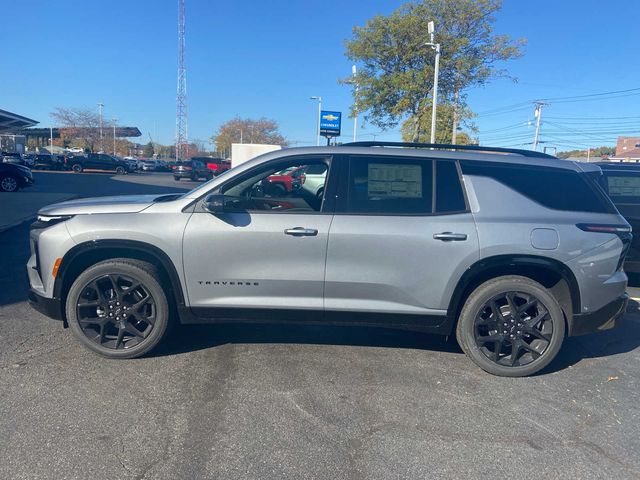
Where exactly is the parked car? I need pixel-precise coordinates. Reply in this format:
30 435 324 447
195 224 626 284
22 153 36 168
173 159 213 181
193 157 230 176
262 166 305 195
27 142 629 377
0 162 34 192
33 153 64 170
141 160 157 172
2 152 25 166
67 153 132 174
594 163 640 273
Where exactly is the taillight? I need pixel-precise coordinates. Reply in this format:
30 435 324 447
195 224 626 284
577 224 633 271
576 224 631 234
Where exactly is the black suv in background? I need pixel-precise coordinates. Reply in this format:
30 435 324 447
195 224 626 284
173 158 213 181
596 162 640 273
0 162 34 192
67 153 132 174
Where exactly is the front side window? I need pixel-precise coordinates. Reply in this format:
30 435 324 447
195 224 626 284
221 157 329 213
346 156 433 214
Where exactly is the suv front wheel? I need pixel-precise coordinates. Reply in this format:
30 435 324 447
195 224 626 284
65 259 171 359
456 275 565 377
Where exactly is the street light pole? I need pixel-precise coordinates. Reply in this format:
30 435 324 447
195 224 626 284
50 127 53 154
112 118 118 155
310 96 322 146
97 102 104 152
352 65 359 142
425 21 441 144
532 102 547 151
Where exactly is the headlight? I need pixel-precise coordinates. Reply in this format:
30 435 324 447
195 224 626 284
32 215 74 229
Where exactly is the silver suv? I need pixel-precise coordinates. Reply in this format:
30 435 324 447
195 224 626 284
27 143 630 376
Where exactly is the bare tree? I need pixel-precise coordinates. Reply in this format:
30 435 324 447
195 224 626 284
51 107 115 152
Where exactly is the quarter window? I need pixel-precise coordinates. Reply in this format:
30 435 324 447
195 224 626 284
435 160 466 213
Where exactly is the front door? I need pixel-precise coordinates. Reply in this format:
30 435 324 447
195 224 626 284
325 155 479 320
182 155 333 317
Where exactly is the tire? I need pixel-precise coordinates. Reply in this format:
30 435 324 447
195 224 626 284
115 166 125 175
0 174 19 192
174 176 181 181
65 259 171 359
316 187 324 201
191 173 197 182
72 163 83 173
456 275 565 377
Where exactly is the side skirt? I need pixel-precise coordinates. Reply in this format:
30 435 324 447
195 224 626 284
178 306 455 335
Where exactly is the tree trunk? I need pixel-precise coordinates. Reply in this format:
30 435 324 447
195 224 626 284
451 87 459 145
412 113 421 142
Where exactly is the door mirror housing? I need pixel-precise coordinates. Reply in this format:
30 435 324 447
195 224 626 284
203 194 226 213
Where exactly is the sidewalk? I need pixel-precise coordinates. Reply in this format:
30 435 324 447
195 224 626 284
0 192 77 232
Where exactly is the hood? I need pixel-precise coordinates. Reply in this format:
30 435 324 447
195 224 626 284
38 194 173 216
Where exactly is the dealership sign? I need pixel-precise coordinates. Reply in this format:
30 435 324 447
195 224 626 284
320 111 341 137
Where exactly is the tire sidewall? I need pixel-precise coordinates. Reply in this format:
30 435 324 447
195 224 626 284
456 276 565 377
72 164 82 173
65 261 170 359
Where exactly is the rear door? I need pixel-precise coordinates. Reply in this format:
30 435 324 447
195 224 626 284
325 155 479 322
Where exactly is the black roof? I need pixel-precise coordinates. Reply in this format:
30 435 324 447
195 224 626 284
0 108 38 132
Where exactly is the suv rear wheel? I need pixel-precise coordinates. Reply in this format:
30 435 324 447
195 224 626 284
65 259 171 359
456 275 565 377
71 163 83 173
115 166 126 175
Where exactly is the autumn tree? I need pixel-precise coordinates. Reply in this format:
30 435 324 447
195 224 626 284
143 141 155 157
211 117 287 154
343 0 524 143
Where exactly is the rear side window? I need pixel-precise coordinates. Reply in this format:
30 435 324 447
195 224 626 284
461 161 615 214
435 160 466 213
346 156 433 214
601 171 640 205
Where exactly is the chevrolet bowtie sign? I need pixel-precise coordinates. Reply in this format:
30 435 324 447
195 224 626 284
320 110 341 138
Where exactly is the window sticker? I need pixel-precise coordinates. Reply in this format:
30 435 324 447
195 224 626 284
608 176 640 197
367 163 422 198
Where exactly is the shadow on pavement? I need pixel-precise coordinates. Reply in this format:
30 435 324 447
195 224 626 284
543 298 640 374
153 322 464 357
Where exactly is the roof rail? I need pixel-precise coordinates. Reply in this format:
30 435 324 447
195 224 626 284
341 141 557 159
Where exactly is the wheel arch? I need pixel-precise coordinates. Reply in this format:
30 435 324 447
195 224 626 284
447 254 580 333
54 240 188 322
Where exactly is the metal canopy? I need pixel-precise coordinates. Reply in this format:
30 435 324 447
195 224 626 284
0 108 38 132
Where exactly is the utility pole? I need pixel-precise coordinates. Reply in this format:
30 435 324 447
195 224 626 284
49 127 53 154
532 102 547 151
310 96 322 146
352 65 358 142
425 21 441 144
112 118 118 155
97 102 104 152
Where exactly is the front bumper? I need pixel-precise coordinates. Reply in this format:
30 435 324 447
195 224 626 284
569 293 628 336
28 289 64 321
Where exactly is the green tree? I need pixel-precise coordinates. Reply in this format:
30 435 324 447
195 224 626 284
143 141 155 157
343 0 524 143
400 102 477 144
211 117 287 155
557 146 615 159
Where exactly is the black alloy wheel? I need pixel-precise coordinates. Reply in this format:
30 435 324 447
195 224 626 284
75 273 156 350
473 291 552 368
66 259 170 358
456 275 564 377
115 166 126 175
72 163 83 173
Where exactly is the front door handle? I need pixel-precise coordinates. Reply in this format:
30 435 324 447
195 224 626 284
284 227 318 237
433 232 467 241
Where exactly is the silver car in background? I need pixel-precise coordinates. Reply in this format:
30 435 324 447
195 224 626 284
27 142 630 376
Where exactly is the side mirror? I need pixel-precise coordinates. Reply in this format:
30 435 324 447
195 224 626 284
202 194 226 213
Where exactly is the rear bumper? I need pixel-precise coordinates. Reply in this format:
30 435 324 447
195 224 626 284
28 289 64 321
569 293 628 336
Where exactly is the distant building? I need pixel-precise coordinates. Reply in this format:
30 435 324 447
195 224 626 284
615 136 640 157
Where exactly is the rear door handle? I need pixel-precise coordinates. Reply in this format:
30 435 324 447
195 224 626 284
284 227 318 237
433 232 467 241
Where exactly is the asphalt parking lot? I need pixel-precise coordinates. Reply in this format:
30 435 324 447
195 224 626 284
1 171 639 479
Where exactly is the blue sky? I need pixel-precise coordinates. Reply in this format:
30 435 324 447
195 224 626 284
3 0 639 152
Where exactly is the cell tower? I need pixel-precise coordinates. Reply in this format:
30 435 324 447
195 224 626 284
176 0 188 161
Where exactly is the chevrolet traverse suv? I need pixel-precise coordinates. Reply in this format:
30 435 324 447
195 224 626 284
27 143 630 376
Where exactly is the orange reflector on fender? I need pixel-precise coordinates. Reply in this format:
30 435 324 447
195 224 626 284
52 258 62 278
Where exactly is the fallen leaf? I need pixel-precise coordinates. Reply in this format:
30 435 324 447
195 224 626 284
607 376 619 382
